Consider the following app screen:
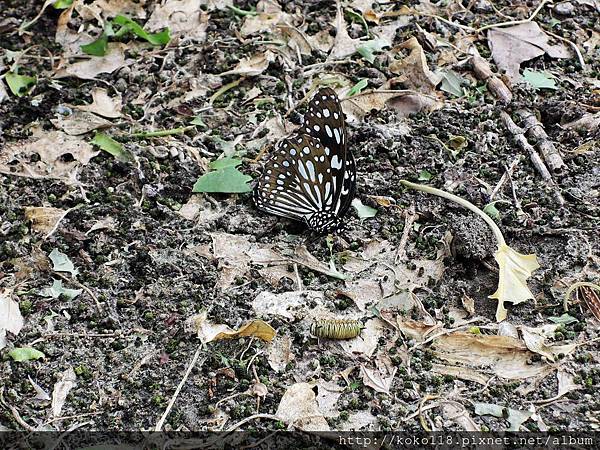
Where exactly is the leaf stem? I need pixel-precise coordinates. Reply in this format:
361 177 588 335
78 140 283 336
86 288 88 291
400 180 506 246
130 126 195 138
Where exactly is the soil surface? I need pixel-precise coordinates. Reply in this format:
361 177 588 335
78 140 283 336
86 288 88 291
1 0 599 436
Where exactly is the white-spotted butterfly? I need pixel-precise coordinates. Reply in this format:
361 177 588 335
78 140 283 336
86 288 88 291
254 88 357 233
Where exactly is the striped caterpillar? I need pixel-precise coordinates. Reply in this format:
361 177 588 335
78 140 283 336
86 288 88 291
310 318 363 340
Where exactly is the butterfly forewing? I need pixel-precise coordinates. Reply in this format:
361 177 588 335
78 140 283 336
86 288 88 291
301 87 347 159
254 134 337 222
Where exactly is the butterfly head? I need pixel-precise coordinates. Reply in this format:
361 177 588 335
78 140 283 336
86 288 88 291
305 210 343 234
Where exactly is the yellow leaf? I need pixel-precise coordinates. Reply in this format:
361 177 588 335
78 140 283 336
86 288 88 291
215 319 276 342
489 244 540 322
187 311 276 343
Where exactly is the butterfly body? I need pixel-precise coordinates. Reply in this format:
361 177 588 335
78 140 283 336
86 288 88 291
254 88 357 234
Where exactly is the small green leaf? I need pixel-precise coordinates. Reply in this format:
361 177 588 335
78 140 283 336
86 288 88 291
447 135 467 151
191 115 206 127
52 0 74 9
209 157 242 170
549 18 561 28
40 279 82 300
357 39 387 63
351 198 377 219
112 15 170 46
8 347 45 362
5 70 36 97
440 70 467 97
192 166 252 193
483 201 501 220
548 313 578 325
91 132 132 162
48 248 79 277
469 326 481 335
81 33 109 56
522 69 557 90
348 79 368 97
418 170 433 181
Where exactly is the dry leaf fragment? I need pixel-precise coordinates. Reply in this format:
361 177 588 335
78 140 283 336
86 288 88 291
488 22 571 82
431 363 491 386
220 51 275 77
52 366 76 418
146 0 209 40
340 318 385 357
252 290 325 320
267 335 295 372
389 37 443 95
276 383 330 431
51 109 112 135
24 207 67 235
0 289 24 351
329 0 361 60
28 376 51 402
360 364 397 395
186 311 275 343
54 43 131 80
75 88 122 118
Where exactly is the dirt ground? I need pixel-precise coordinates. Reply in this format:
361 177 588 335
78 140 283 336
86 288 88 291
1 0 599 435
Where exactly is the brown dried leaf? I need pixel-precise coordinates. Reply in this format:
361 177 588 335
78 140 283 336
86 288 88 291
52 366 76 418
389 37 442 95
0 289 24 351
51 109 112 135
54 43 131 80
75 88 122 118
146 0 209 40
220 51 275 77
360 364 396 395
267 335 295 372
24 207 67 235
276 383 330 431
186 311 275 343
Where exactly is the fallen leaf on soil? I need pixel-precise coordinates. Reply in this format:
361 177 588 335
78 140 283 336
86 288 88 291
267 334 295 372
24 207 67 235
91 132 132 162
240 0 289 37
86 217 117 234
293 246 347 280
339 279 383 311
146 0 208 39
52 366 77 418
390 37 443 95
186 310 275 343
498 321 519 339
329 1 361 60
40 279 82 300
340 318 385 357
8 347 45 362
360 361 396 395
488 22 571 82
54 43 131 80
49 248 79 277
432 363 491 386
442 403 480 431
306 30 335 53
342 89 439 121
78 0 147 20
490 245 540 322
0 130 98 183
396 317 440 342
51 109 112 135
520 326 576 361
275 383 330 431
340 410 379 431
351 198 377 218
0 289 24 351
432 332 553 380
28 376 51 402
473 402 533 431
220 51 275 77
253 290 325 320
315 380 344 418
74 88 122 118
0 80 8 104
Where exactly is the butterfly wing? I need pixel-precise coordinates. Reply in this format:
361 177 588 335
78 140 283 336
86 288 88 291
254 134 338 222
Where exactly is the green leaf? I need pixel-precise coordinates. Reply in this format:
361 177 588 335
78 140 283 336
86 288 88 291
522 69 557 90
81 33 109 56
5 70 36 97
91 132 132 162
209 157 242 170
469 326 481 335
191 115 206 127
440 70 466 97
192 166 252 193
8 347 45 362
40 279 82 300
548 313 578 325
418 169 433 181
351 198 377 219
112 15 170 46
48 248 79 277
52 0 74 9
357 39 387 63
483 201 501 220
348 79 368 97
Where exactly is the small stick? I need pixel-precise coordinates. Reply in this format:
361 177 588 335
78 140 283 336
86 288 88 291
516 110 566 174
470 48 512 104
500 111 564 205
490 156 521 200
394 205 417 263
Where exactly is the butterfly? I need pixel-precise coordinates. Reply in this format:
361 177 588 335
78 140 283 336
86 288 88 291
254 88 357 234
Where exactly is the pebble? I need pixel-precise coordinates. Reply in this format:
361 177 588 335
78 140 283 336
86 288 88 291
554 2 574 15
115 78 128 92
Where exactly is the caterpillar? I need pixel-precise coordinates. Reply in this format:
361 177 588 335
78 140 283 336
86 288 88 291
310 319 362 340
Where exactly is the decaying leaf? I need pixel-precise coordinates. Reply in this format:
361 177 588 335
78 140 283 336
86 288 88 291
275 383 330 431
185 310 275 344
51 109 112 135
488 22 571 82
24 207 67 235
340 318 385 357
474 402 533 431
74 87 122 118
146 0 209 40
221 51 275 77
267 335 295 372
431 363 492 386
49 248 79 277
52 366 77 418
360 362 396 395
390 37 443 95
0 289 24 351
54 43 132 80
342 89 439 121
329 1 361 60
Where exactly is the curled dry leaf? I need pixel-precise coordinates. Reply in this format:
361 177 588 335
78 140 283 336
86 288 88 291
186 310 275 344
0 289 24 351
360 362 397 395
0 130 98 183
54 43 131 80
340 318 385 357
52 366 77 418
24 207 67 235
488 22 571 82
75 88 122 118
146 0 209 40
342 89 438 122
220 51 275 77
275 383 330 431
328 0 361 60
431 363 492 386
389 37 443 95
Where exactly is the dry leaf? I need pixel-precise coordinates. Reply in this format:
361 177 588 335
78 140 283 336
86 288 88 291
186 311 275 343
51 109 111 135
306 30 335 53
267 335 295 372
146 0 209 40
396 317 440 342
431 363 492 386
252 290 325 320
442 403 480 431
28 376 51 402
220 51 275 77
340 318 385 357
360 364 396 395
78 0 147 19
329 0 361 60
0 130 98 183
315 380 344 418
275 383 330 431
54 43 131 80
488 22 571 82
342 89 438 121
0 289 24 351
24 207 67 235
490 244 540 322
389 37 443 95
52 366 76 418
75 88 122 118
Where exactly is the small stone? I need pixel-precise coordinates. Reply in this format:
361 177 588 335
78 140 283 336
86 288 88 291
115 78 127 92
554 2 574 15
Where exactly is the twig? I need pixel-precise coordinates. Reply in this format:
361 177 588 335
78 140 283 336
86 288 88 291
394 205 417 263
515 110 566 173
155 343 206 431
544 29 587 71
224 413 282 432
470 48 512 104
475 0 550 32
130 126 196 138
490 156 521 200
0 390 36 431
209 77 245 105
499 111 565 206
53 272 103 313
